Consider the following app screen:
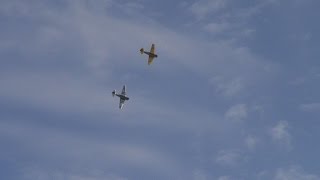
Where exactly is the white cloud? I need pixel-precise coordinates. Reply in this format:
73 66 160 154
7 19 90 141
203 22 231 35
22 167 128 180
210 77 245 97
193 169 209 180
300 103 320 112
256 170 270 180
122 2 144 14
0 71 112 114
189 0 227 20
215 150 243 166
289 77 306 85
0 120 179 176
225 104 248 121
0 0 40 17
218 176 233 180
245 135 259 150
274 166 320 180
270 120 291 148
292 0 316 5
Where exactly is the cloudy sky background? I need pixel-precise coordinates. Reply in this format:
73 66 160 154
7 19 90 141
1 0 320 179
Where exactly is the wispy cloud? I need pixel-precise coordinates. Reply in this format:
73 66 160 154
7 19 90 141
193 169 210 180
209 76 245 97
187 0 281 41
245 135 259 150
22 166 128 180
0 70 112 114
225 104 248 121
189 0 227 20
274 166 320 180
0 120 180 177
218 176 233 180
215 149 245 166
270 120 291 149
203 22 231 34
300 103 320 112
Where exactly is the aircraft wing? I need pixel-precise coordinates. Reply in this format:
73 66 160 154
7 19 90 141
150 44 155 54
121 85 126 95
148 56 154 65
119 98 125 109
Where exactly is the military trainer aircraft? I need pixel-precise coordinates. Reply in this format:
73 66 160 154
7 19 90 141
112 85 129 109
140 44 158 65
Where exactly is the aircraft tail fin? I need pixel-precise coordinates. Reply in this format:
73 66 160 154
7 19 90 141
112 90 116 97
140 48 144 54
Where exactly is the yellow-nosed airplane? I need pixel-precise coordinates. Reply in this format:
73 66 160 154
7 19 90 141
140 44 158 65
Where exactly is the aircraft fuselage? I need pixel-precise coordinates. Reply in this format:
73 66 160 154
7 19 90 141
144 51 158 58
116 94 129 100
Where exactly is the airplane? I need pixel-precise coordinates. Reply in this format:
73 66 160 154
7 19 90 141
112 85 129 109
140 43 158 65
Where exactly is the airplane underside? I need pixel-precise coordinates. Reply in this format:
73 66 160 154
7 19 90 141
144 52 157 58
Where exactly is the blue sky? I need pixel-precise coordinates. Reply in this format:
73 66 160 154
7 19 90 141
1 0 320 179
